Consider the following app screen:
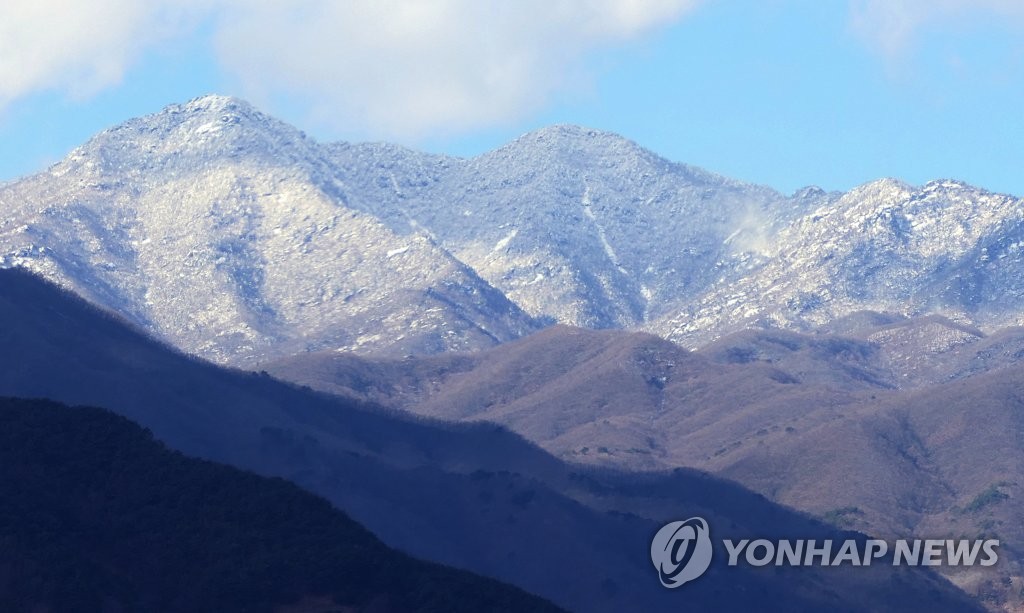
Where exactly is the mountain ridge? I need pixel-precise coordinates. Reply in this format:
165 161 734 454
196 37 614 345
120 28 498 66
3 94 1023 366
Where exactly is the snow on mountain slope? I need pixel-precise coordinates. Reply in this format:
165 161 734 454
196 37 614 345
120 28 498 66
654 178 1024 346
2 94 1022 363
0 96 537 364
328 124 813 329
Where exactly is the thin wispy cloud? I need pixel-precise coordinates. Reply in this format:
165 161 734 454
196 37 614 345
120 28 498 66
849 0 1024 57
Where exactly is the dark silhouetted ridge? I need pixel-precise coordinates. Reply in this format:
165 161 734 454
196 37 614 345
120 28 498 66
0 396 562 613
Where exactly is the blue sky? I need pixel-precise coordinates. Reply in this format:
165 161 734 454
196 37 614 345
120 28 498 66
1 1 1022 196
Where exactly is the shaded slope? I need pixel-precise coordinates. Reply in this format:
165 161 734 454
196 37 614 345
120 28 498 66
265 325 876 472
715 363 1024 609
0 267 982 612
0 267 649 613
0 397 561 613
267 322 1024 608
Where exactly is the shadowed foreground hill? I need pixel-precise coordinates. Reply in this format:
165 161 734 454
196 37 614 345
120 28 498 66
0 268 983 612
0 397 561 613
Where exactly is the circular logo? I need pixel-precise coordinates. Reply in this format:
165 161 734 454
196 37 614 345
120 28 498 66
651 517 713 588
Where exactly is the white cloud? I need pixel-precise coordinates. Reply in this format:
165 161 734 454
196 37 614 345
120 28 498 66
0 1 207 106
211 0 698 139
849 0 1024 57
0 0 698 138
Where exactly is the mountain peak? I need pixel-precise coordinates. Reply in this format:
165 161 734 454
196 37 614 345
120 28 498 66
485 123 719 182
836 177 914 204
166 94 270 125
791 185 828 200
523 123 619 139
57 93 318 176
919 178 994 197
181 93 249 111
154 93 282 132
506 124 641 152
864 177 913 191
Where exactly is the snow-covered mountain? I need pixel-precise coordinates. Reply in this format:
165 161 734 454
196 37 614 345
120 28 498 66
327 125 807 328
0 96 537 364
1 94 1022 363
654 178 1024 346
